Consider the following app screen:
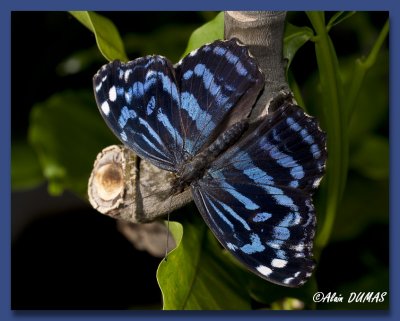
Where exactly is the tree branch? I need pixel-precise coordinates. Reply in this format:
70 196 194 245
88 145 191 223
225 11 292 118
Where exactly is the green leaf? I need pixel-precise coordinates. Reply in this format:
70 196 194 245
326 11 356 32
283 23 314 73
181 12 224 58
70 11 128 62
11 140 44 190
341 53 389 143
345 19 388 128
28 90 118 197
56 23 196 75
350 135 389 180
157 208 251 310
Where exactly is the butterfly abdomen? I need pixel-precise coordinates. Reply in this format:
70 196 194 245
206 119 249 158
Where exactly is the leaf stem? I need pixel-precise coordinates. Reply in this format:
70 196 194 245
306 12 346 252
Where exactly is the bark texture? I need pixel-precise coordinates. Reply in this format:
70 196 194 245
225 11 292 118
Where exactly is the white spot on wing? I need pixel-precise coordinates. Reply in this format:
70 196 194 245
124 70 132 82
283 277 294 285
95 82 103 92
109 86 117 102
291 243 305 252
227 242 238 251
256 265 272 276
313 176 323 188
101 101 110 116
271 258 287 268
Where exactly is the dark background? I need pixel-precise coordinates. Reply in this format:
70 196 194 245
11 12 389 309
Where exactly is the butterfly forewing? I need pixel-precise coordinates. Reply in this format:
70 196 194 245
175 39 264 157
191 104 326 287
93 57 182 171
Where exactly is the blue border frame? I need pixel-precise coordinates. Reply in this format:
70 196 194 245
2 0 398 320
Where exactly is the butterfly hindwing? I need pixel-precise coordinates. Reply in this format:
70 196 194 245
212 103 327 192
191 184 316 287
191 103 327 287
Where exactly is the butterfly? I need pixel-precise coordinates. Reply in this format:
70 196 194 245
93 38 327 287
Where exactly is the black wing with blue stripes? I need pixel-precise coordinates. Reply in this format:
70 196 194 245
93 37 327 288
191 103 327 287
174 39 264 156
93 38 263 172
93 56 180 171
